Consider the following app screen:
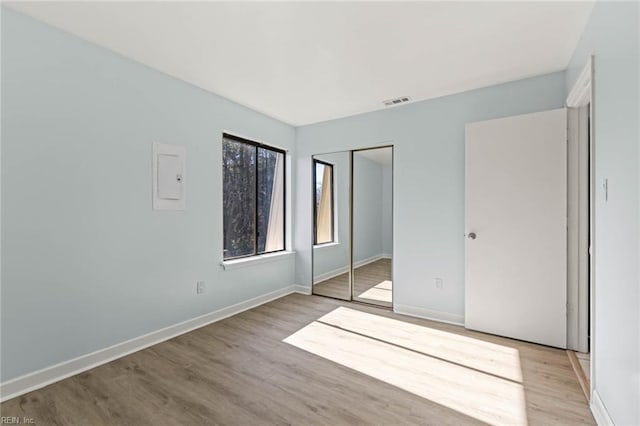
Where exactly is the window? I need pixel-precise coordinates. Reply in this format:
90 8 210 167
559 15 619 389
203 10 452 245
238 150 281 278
313 159 334 245
223 134 285 260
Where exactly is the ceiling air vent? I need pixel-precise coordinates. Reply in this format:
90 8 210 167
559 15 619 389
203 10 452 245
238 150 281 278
383 96 411 107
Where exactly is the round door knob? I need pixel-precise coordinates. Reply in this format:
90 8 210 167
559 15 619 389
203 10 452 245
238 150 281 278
467 232 477 240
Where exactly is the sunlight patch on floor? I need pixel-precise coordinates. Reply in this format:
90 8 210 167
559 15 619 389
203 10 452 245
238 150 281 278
319 307 522 382
357 280 392 303
284 307 527 425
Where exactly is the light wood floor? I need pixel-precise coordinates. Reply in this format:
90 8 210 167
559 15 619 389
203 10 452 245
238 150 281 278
1 294 594 425
313 258 392 307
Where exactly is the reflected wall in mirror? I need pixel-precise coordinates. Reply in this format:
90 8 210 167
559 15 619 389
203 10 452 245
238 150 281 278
352 147 393 307
312 152 351 300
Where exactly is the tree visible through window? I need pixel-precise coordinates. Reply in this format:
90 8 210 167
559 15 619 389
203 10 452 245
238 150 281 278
223 134 285 259
314 160 334 245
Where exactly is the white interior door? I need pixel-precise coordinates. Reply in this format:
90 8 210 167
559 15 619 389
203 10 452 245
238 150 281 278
465 108 567 348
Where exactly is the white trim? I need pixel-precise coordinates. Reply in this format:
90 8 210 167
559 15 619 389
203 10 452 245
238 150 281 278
590 390 614 426
566 55 595 396
394 303 465 326
566 56 593 108
293 284 312 295
221 250 295 271
0 285 299 402
313 265 349 284
313 242 341 249
313 254 386 284
355 254 388 269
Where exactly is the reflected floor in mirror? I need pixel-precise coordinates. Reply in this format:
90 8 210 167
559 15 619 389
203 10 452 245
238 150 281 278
313 258 392 307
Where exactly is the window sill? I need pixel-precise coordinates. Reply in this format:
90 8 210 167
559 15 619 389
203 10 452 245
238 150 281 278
221 251 296 271
313 242 341 249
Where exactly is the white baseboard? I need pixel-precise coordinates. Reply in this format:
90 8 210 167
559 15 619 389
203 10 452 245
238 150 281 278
293 284 312 295
313 265 349 284
394 303 464 326
0 285 299 402
354 254 387 269
313 254 388 284
591 389 614 426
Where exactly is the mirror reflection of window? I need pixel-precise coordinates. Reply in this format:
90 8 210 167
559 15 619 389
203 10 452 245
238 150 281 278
314 160 334 245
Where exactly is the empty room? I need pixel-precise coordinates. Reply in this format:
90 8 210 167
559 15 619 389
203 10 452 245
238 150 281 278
1 1 638 425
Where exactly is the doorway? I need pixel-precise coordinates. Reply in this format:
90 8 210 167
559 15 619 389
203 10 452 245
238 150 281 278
464 57 594 398
565 56 594 401
311 146 394 308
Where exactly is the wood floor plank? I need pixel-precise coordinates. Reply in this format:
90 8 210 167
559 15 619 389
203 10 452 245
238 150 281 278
1 294 594 425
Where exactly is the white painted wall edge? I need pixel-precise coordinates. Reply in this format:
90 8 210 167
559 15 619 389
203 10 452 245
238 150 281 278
590 389 614 426
0 285 308 402
313 254 390 283
394 303 465 326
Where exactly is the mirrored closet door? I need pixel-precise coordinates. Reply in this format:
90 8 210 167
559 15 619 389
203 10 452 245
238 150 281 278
311 146 393 308
312 151 351 301
352 147 393 307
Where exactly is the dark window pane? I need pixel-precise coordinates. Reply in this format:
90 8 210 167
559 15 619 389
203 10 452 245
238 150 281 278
223 139 256 259
257 148 285 253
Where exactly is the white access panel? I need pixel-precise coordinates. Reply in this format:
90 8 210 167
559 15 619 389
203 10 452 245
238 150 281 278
465 108 567 348
152 142 186 210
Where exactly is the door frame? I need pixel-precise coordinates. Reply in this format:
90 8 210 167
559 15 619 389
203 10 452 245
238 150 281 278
566 55 595 399
566 106 589 353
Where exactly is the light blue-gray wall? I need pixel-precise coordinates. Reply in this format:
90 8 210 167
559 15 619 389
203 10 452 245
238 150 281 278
1 8 296 382
295 72 566 319
566 2 639 424
353 154 384 263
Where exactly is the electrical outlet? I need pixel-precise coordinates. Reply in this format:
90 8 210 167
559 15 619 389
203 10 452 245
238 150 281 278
196 281 205 295
434 278 443 289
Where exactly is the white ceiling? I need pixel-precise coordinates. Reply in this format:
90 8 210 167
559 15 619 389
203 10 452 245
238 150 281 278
356 147 393 166
6 1 593 126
